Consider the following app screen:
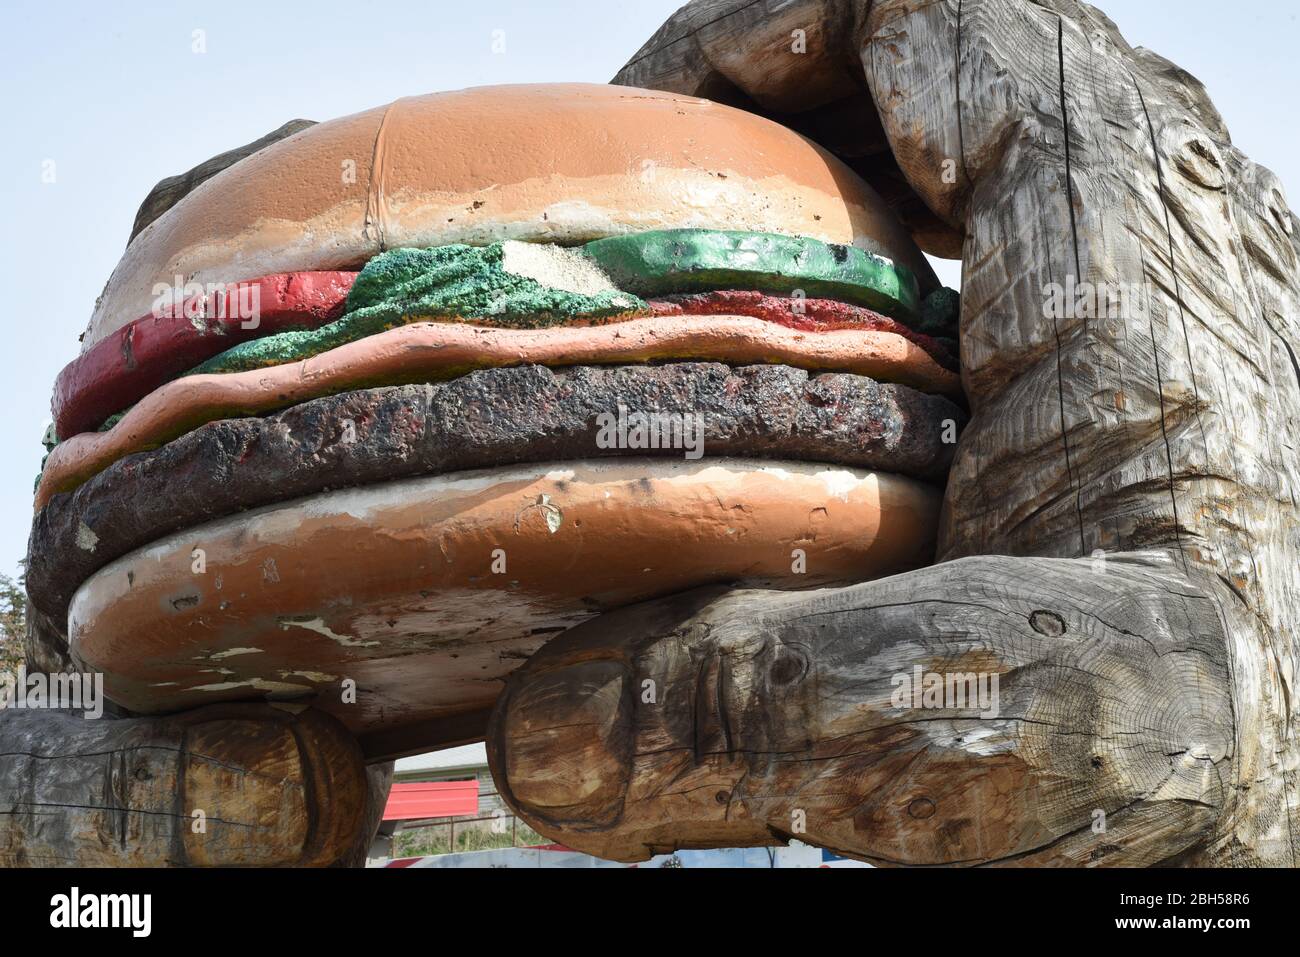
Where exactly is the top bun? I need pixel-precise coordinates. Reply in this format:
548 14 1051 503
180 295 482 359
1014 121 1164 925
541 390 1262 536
85 83 933 351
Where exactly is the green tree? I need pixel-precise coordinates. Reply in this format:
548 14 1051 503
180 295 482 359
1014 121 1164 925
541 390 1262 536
0 570 26 687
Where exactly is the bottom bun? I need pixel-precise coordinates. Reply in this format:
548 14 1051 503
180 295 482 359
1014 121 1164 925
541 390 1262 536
69 457 940 747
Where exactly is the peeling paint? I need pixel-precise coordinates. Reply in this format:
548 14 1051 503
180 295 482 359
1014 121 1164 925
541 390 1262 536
189 677 313 695
75 522 99 552
279 670 339 683
261 558 280 584
277 616 379 648
208 647 264 660
516 493 564 534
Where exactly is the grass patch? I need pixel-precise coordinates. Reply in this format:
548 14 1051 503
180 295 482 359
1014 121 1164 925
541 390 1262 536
393 819 548 858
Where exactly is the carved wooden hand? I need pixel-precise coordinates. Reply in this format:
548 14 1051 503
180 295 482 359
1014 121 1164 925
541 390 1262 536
487 0 1300 866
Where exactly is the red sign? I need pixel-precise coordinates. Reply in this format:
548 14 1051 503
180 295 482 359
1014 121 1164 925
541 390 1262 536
383 781 480 821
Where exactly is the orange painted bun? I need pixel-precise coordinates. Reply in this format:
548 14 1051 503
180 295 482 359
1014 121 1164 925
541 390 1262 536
84 83 934 350
68 459 940 732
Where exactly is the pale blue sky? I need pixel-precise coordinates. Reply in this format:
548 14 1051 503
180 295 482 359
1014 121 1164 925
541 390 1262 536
1 1 1296 580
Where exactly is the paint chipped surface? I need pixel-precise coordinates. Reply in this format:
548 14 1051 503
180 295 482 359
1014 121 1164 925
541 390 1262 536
817 468 874 503
278 616 380 648
516 493 564 534
261 558 280 584
189 677 313 696
208 647 264 660
75 522 99 552
279 670 339 683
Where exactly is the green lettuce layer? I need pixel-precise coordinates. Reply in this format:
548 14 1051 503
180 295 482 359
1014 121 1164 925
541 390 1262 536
189 243 649 376
189 229 920 379
585 229 919 318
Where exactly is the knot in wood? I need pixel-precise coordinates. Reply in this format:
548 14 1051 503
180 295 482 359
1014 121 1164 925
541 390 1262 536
907 797 936 819
1029 609 1067 637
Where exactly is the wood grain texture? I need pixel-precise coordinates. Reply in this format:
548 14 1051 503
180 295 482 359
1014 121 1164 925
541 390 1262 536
0 705 369 867
596 0 1300 865
488 555 1234 865
863 0 1299 867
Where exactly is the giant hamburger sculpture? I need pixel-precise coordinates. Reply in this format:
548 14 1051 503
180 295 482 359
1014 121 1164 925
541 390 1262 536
8 0 1299 869
27 84 962 758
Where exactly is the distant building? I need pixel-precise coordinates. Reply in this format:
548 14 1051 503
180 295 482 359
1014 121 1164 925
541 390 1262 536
393 743 505 814
370 744 511 863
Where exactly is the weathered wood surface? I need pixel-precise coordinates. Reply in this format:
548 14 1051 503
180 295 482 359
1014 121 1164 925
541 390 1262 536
0 704 373 866
488 555 1234 865
477 0 1300 866
22 600 75 680
351 761 396 866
